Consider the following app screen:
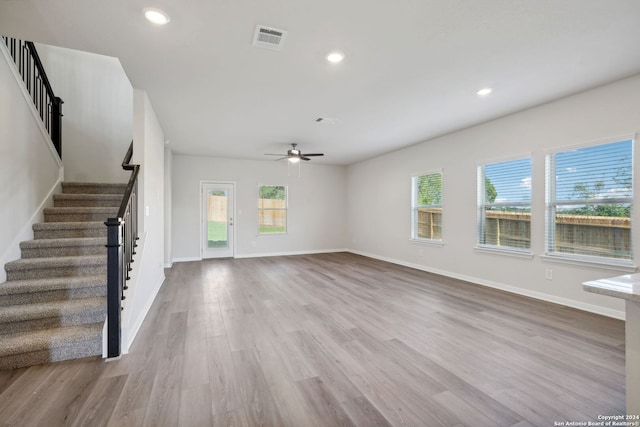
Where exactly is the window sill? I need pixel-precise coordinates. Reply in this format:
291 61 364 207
258 232 288 237
541 253 637 273
475 245 533 259
410 238 444 247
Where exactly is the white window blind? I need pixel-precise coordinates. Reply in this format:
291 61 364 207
477 157 532 251
411 172 443 241
545 139 633 261
258 185 287 234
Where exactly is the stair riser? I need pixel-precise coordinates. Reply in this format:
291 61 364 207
21 245 107 259
62 184 126 195
0 286 107 307
7 266 106 281
54 199 122 208
0 308 107 335
44 213 117 222
0 340 101 370
34 228 107 239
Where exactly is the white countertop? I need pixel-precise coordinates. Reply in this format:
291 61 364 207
583 273 640 302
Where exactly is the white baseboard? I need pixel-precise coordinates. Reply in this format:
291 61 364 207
348 249 625 320
172 256 202 263
0 179 62 283
235 248 349 259
164 263 173 268
172 249 349 263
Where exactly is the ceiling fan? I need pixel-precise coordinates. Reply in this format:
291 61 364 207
265 143 324 163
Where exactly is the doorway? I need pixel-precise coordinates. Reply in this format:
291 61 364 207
201 182 235 258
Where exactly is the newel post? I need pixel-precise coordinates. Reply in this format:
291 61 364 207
105 217 124 358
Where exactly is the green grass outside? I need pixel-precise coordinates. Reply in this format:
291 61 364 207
208 221 228 248
259 225 286 234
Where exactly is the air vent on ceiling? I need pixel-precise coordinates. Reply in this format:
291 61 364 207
253 25 287 50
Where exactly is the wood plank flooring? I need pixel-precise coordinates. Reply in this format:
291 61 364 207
0 252 626 426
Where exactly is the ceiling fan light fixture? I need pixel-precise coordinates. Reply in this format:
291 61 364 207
143 7 171 25
477 87 492 96
288 157 300 163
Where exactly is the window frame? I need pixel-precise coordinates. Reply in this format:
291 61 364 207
544 136 634 268
410 170 443 245
476 154 533 257
257 184 288 235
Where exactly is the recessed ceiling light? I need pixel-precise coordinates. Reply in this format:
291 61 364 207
326 51 345 63
477 88 492 96
143 7 171 25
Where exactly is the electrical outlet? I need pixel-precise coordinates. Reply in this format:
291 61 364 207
545 269 553 280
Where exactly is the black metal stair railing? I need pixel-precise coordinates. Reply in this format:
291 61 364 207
106 141 139 358
1 36 63 158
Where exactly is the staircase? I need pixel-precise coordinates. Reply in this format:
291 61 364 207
0 182 126 370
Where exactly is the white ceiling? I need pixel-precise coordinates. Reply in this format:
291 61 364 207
2 0 640 166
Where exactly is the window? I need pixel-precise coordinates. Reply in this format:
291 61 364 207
258 185 287 234
477 157 532 252
411 172 442 241
545 138 633 263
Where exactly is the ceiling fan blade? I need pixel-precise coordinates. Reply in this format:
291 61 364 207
302 153 324 157
265 153 285 156
273 157 288 161
301 156 311 161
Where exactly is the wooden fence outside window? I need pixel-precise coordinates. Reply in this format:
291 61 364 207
417 208 631 258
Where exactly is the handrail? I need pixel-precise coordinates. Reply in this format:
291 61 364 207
1 36 63 158
106 141 140 358
117 142 140 217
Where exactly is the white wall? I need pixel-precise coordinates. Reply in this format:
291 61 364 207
121 90 165 352
347 74 640 319
36 44 132 183
172 156 347 261
0 41 62 283
164 147 173 267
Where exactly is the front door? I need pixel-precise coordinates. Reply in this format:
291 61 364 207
202 182 234 258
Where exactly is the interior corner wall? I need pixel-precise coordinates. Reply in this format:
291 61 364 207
122 89 165 352
346 74 640 319
164 147 173 267
0 41 62 283
171 155 348 261
36 43 132 183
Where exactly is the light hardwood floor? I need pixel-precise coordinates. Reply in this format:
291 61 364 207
0 252 626 426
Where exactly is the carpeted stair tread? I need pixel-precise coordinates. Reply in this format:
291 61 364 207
5 255 107 271
0 275 106 296
0 297 105 325
43 207 118 223
0 324 103 368
53 193 123 208
32 222 107 239
44 207 118 214
62 182 127 195
20 237 107 258
4 255 107 281
20 237 106 249
33 221 105 231
0 276 107 306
